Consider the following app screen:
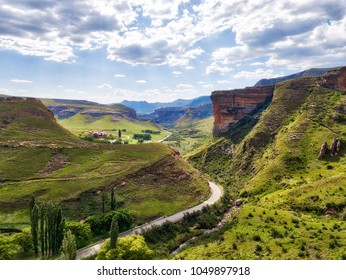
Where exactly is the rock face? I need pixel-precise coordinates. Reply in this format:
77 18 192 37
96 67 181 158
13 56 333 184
321 66 346 92
211 85 275 137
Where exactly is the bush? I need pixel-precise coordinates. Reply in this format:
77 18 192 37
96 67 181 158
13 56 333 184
85 209 133 235
96 235 154 260
65 222 91 249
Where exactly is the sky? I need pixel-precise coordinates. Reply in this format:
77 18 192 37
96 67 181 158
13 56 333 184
0 0 346 104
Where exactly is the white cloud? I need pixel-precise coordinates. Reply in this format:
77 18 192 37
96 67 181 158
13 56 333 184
136 80 147 84
97 84 112 89
114 74 125 78
206 62 232 75
234 69 280 80
0 0 346 69
11 79 33 84
172 71 182 76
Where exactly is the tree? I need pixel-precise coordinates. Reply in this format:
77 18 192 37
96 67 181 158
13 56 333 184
110 217 119 249
118 129 122 138
101 192 107 214
40 206 45 257
96 235 154 260
65 222 91 249
110 187 116 211
30 204 39 256
61 230 76 260
12 228 33 254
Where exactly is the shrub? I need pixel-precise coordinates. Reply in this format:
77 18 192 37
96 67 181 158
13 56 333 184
65 222 91 249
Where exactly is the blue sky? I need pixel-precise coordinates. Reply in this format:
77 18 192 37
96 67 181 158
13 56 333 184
0 0 346 103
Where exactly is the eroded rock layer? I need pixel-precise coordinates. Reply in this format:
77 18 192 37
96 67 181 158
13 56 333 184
211 85 275 137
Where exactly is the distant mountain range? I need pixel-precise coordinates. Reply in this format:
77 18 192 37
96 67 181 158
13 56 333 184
255 67 332 86
120 96 211 114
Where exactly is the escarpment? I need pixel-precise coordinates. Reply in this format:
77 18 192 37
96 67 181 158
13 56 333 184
211 66 346 138
211 85 274 137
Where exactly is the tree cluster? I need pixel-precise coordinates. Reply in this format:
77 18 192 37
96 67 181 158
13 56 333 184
29 196 65 258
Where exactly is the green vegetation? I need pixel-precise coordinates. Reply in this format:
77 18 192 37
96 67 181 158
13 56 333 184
0 97 210 253
58 114 169 143
181 76 346 259
164 116 214 155
96 235 154 260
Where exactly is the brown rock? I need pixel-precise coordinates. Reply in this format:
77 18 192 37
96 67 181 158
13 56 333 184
211 85 274 137
330 139 341 156
320 67 346 92
318 141 328 159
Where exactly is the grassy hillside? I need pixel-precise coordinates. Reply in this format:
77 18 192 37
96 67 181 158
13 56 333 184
58 113 169 143
0 97 209 230
0 98 81 146
178 75 346 259
164 117 214 155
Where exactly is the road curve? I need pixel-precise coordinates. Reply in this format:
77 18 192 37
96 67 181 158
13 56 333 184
76 181 222 259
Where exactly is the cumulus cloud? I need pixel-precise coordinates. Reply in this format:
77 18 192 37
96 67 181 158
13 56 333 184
206 62 232 75
234 69 281 80
11 79 33 84
1 0 346 69
209 0 346 69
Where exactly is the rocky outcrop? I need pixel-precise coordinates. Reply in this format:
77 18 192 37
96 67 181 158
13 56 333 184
320 67 346 92
318 141 328 159
211 85 275 137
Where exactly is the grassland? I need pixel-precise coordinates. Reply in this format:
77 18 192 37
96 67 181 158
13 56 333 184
58 113 169 143
164 116 214 155
0 98 210 230
178 76 346 259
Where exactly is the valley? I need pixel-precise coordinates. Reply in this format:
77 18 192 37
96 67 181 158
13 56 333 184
0 67 345 260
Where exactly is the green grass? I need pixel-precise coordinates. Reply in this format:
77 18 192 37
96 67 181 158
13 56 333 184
182 75 346 259
58 114 169 143
175 205 346 260
0 98 210 230
164 116 214 155
0 99 80 144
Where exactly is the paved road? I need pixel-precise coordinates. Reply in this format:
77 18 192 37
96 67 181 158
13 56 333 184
158 130 172 143
76 181 222 259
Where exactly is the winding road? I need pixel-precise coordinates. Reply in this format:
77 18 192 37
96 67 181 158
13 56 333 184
76 181 222 260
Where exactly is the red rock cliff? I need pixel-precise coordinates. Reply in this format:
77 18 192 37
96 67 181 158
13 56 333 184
211 85 275 137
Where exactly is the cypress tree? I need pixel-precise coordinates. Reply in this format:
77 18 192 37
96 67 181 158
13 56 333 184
118 129 122 138
30 204 39 257
110 216 119 249
110 187 116 211
40 206 45 257
102 192 107 214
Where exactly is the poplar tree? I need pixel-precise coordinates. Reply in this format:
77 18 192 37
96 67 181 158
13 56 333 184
30 204 39 257
118 129 122 138
102 192 107 214
40 206 45 257
110 216 119 249
110 187 116 211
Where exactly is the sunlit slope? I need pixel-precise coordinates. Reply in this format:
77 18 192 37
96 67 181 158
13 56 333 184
180 75 346 259
0 98 209 229
0 98 81 145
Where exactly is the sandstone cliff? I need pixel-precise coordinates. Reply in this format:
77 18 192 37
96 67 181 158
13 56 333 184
211 85 274 137
212 66 346 138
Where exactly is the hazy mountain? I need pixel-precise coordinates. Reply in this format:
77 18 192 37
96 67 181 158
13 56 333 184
120 95 211 114
255 68 332 86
